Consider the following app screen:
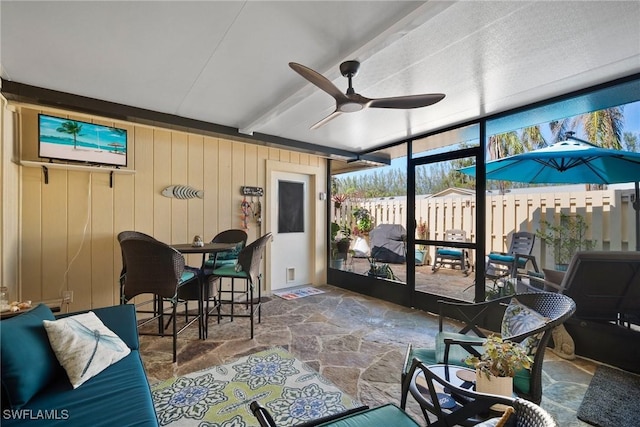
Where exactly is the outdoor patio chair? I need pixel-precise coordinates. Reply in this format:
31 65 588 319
204 229 248 270
201 229 248 326
402 359 558 427
432 229 470 275
210 232 272 338
401 292 576 404
118 231 202 362
117 230 156 303
486 231 538 282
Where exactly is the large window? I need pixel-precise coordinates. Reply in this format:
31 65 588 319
327 75 640 309
330 143 408 283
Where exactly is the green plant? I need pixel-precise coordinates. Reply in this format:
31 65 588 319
330 222 341 242
330 222 351 261
485 278 516 301
535 213 596 266
465 335 532 379
366 246 398 280
352 207 373 234
366 259 397 280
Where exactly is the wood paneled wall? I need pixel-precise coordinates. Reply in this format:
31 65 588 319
15 105 326 311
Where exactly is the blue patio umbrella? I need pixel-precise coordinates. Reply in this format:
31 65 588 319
459 139 640 250
459 140 640 184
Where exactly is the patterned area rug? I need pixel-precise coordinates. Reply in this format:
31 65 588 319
151 347 362 426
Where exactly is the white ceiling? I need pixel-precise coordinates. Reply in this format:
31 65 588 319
2 1 639 156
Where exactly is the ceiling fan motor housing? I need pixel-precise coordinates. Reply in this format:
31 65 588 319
340 60 361 78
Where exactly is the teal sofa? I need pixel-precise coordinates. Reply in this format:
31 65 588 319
1 304 158 426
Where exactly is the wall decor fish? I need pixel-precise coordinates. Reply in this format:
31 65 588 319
161 185 204 199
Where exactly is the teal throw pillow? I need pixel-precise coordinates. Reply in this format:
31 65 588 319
210 242 244 261
1 304 62 408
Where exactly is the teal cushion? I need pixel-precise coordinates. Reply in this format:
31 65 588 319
204 258 237 269
404 348 437 375
317 404 419 427
435 331 485 366
488 253 514 263
436 249 463 257
489 253 527 268
0 304 62 409
3 351 158 427
514 367 531 395
179 270 196 284
212 265 248 278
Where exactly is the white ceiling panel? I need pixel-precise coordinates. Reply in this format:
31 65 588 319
2 1 639 155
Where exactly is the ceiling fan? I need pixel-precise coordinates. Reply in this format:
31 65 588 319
289 60 445 129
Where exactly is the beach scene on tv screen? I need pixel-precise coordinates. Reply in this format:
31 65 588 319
39 115 127 166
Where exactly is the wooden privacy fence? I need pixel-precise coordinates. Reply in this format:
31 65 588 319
333 187 637 270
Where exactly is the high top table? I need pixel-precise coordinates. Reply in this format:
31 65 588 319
171 242 237 339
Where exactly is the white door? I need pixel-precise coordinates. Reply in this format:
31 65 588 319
270 171 312 291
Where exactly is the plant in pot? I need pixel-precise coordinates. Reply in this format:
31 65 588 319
465 335 532 398
330 222 352 268
485 278 517 301
331 193 349 218
366 247 397 280
535 212 596 270
329 246 344 269
352 207 373 235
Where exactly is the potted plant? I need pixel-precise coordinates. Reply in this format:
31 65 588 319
535 213 596 270
352 207 374 235
465 335 532 397
331 193 348 210
329 246 344 269
366 247 397 280
485 278 517 301
330 222 352 264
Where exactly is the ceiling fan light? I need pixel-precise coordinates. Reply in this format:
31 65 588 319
339 102 364 113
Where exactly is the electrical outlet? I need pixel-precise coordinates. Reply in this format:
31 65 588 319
62 291 73 304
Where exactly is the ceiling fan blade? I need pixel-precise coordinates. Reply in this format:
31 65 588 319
369 93 445 109
289 62 348 101
310 110 342 130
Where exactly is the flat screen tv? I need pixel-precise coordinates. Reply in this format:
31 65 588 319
38 114 128 167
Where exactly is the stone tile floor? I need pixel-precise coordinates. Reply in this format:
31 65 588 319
140 284 596 426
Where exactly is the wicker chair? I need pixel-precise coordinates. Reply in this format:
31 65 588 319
117 230 156 302
402 358 558 426
118 231 201 362
204 229 248 270
401 293 576 405
201 229 248 324
211 232 272 338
